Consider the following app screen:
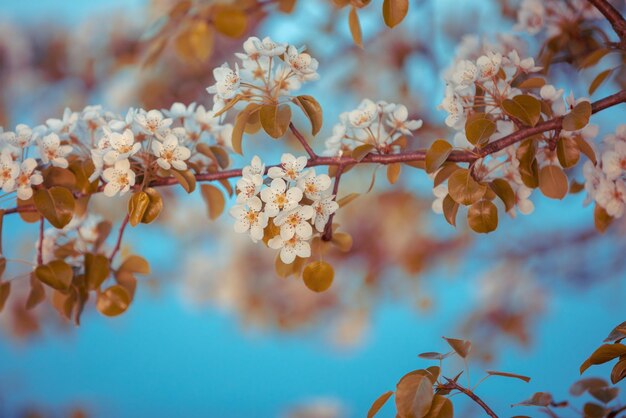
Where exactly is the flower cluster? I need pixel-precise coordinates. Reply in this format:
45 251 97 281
323 99 423 156
441 47 542 132
207 36 319 113
516 0 601 37
230 154 338 264
584 125 626 218
0 102 233 202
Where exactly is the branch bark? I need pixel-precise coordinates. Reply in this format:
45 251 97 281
441 378 499 418
4 90 626 216
587 0 626 47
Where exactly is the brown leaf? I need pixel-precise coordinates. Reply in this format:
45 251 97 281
563 101 592 132
382 0 409 28
442 195 459 227
128 191 150 227
367 391 394 418
170 168 197 193
486 370 531 383
34 187 75 229
465 113 496 145
580 344 626 374
502 95 541 127
200 184 225 220
292 95 323 136
594 204 613 233
34 260 73 291
118 255 150 275
539 165 568 200
448 169 487 206
97 285 131 317
423 395 453 418
443 337 471 358
260 104 292 138
212 5 247 38
395 373 434 418
85 253 110 290
425 140 452 174
232 104 262 155
348 6 363 47
387 163 401 184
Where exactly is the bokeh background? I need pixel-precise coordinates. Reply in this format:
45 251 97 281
0 0 624 417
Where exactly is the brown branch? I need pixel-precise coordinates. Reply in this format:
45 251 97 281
587 0 626 47
109 215 130 263
289 122 317 159
4 90 626 217
441 378 499 418
37 218 44 265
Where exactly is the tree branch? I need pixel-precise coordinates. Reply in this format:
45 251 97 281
4 90 626 217
109 215 130 263
289 122 317 159
441 378 499 418
587 0 626 47
322 164 345 241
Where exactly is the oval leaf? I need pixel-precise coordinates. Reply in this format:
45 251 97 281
302 261 334 292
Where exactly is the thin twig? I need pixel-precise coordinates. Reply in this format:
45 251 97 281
289 122 317 159
587 0 626 47
37 218 44 266
441 378 499 418
109 215 130 263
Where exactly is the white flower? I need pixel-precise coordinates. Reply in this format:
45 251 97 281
236 174 263 204
297 170 331 200
46 107 78 137
583 160 605 202
439 89 465 129
260 178 303 217
15 158 43 200
514 185 535 216
0 149 18 193
596 178 626 218
38 133 73 168
272 65 301 94
323 124 347 156
311 195 339 232
386 105 423 135
285 45 319 81
476 51 502 79
348 99 377 128
268 153 308 181
602 141 626 180
207 63 241 100
194 105 222 132
451 60 478 92
135 109 173 136
516 0 545 35
242 155 265 178
230 196 268 243
431 184 448 214
254 36 287 56
0 124 33 148
274 205 314 240
102 159 136 197
164 102 196 120
103 129 141 165
268 234 311 264
109 108 138 132
151 134 191 171
540 85 564 102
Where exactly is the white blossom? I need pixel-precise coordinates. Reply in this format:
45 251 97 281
260 178 303 217
0 149 18 193
102 159 136 197
274 205 314 240
152 134 191 171
135 109 173 136
268 234 311 264
268 153 308 181
311 195 338 232
38 133 72 168
230 196 268 243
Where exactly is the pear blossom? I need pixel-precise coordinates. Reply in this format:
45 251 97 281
236 175 263 204
164 102 197 120
451 60 478 93
103 129 141 165
386 105 423 135
268 153 308 181
207 63 241 100
476 52 502 79
152 134 191 171
431 184 448 214
268 234 311 264
194 105 222 132
516 0 545 34
46 107 78 137
512 185 535 216
242 155 265 178
285 45 319 81
274 205 314 240
38 133 73 168
254 36 287 56
260 178 303 217
102 159 136 197
311 195 339 232
109 108 139 132
272 65 302 94
596 179 626 218
0 124 33 148
601 141 626 180
15 158 43 200
348 99 377 128
0 150 18 192
297 170 331 200
135 109 173 136
229 196 268 243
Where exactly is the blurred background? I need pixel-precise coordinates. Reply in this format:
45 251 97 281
0 0 625 416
